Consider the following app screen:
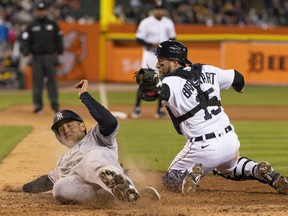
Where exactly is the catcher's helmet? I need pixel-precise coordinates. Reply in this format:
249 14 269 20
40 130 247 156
155 40 192 64
51 109 84 133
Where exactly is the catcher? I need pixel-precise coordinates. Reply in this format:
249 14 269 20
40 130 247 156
134 40 288 195
7 79 160 204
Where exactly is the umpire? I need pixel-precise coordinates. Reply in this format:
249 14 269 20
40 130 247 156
20 1 63 114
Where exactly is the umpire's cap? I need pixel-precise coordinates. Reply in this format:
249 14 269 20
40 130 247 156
155 40 192 65
51 110 84 133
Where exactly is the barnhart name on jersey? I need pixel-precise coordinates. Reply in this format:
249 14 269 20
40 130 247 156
180 66 216 99
162 63 234 139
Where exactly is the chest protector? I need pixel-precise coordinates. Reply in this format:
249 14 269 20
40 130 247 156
165 64 221 124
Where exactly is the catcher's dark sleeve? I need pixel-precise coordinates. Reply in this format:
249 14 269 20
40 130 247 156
23 175 53 193
232 70 245 92
159 83 170 101
80 92 118 136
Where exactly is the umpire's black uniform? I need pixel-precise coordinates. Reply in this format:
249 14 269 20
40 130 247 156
20 2 63 114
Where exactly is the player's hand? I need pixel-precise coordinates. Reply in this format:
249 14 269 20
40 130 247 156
75 79 89 98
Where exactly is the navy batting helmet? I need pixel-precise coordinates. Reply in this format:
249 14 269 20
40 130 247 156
51 109 84 133
155 40 192 64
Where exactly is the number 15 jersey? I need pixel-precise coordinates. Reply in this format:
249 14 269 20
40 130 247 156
162 64 235 140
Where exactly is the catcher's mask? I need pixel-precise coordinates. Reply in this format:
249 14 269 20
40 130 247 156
155 40 192 65
51 109 86 136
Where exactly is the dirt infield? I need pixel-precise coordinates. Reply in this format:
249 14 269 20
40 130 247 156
0 104 287 216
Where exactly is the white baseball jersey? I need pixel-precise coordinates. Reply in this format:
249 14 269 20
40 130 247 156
136 16 176 70
163 65 241 174
163 65 234 140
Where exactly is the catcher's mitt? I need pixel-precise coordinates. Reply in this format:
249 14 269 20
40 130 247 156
134 68 163 101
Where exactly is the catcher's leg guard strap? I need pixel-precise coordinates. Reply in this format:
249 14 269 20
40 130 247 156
162 170 188 192
217 156 258 181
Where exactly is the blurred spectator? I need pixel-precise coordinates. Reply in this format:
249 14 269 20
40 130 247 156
114 0 288 27
1 0 288 28
0 0 95 70
1 0 288 78
0 17 9 51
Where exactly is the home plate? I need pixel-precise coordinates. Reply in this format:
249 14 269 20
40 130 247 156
111 111 128 119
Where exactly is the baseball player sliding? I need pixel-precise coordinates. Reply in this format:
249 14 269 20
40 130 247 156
135 40 288 195
7 80 160 204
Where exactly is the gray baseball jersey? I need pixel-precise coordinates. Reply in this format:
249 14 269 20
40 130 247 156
48 123 135 202
49 124 122 182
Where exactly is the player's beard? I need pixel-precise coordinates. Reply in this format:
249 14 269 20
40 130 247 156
62 138 78 148
154 14 163 20
159 65 172 77
61 133 84 149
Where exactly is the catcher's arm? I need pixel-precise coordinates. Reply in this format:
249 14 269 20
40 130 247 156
232 70 244 93
134 68 170 101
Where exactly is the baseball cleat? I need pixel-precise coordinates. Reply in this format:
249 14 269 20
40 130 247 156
257 161 288 195
33 107 43 115
99 169 140 202
182 163 203 195
155 108 167 119
140 186 161 201
131 107 141 119
273 176 288 195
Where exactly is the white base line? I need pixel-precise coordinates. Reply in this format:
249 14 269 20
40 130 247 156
99 82 108 108
98 82 128 119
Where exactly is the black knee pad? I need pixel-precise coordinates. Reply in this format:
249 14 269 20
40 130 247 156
162 170 188 192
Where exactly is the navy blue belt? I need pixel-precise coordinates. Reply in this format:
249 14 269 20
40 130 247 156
191 125 232 142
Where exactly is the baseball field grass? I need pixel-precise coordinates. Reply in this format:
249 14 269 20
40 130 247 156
0 85 287 175
0 126 32 161
1 85 288 109
117 120 288 175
